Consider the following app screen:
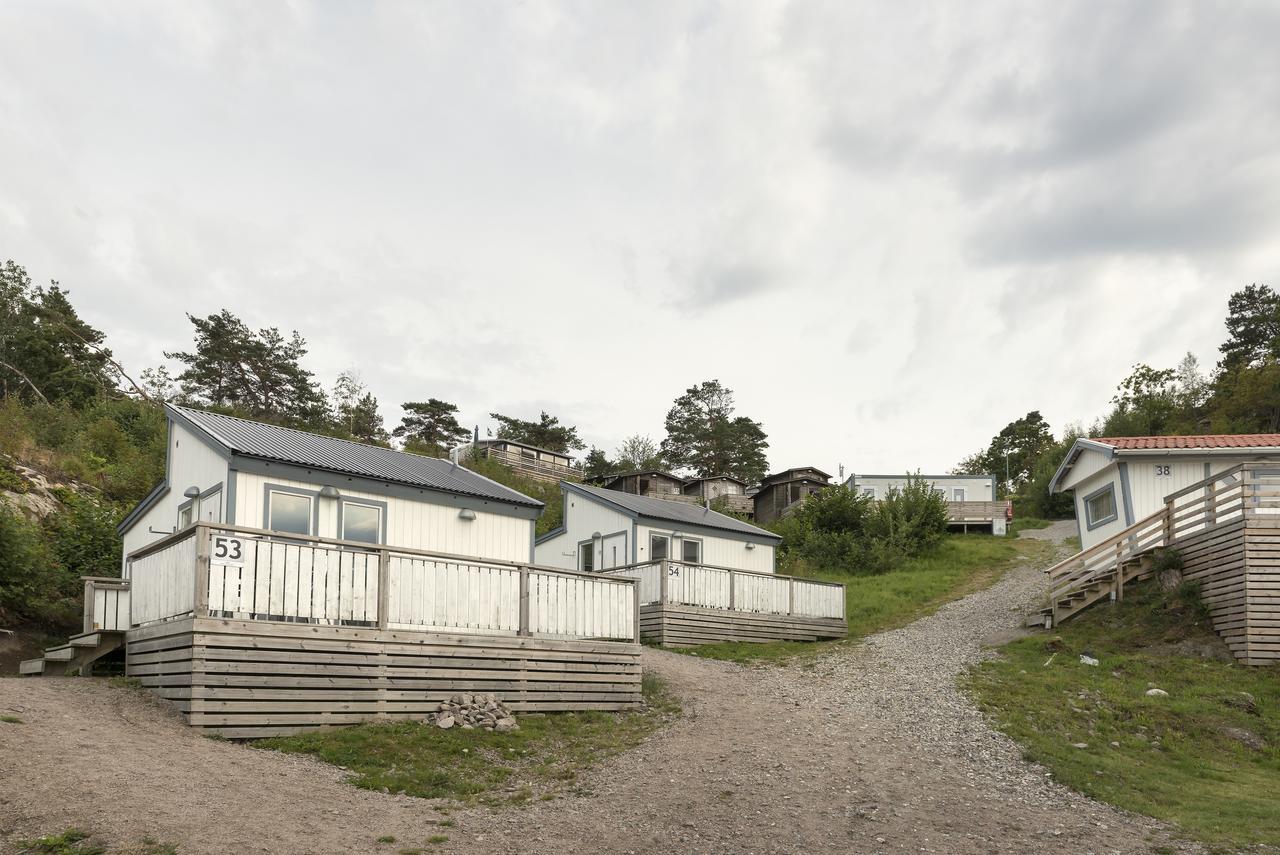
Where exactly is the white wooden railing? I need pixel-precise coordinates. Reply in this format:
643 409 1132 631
1044 464 1280 624
124 522 639 642
82 577 131 633
604 560 846 621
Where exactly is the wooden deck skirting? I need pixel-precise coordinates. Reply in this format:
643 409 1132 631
1041 465 1280 664
127 617 642 739
638 604 847 647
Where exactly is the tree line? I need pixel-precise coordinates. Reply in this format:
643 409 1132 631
957 283 1280 518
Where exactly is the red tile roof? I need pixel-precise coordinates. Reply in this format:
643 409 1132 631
1092 434 1280 450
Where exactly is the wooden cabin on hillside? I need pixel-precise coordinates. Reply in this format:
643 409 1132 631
683 475 753 516
752 467 831 525
597 469 688 500
464 438 578 484
21 406 645 737
846 472 1010 534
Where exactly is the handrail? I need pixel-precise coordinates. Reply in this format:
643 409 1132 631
600 557 846 589
1162 463 1245 502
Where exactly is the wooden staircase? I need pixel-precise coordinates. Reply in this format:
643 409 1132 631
1030 464 1257 629
19 630 125 676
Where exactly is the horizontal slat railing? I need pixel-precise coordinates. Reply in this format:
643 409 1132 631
1044 464 1280 622
124 522 638 642
603 560 846 621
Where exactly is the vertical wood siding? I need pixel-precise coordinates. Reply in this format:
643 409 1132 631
635 524 776 573
233 472 534 563
534 494 634 570
129 534 197 625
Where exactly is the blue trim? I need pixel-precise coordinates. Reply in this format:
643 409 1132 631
1049 438 1118 493
116 480 169 535
225 469 238 525
1116 463 1135 526
262 483 321 536
1082 482 1119 531
336 495 389 545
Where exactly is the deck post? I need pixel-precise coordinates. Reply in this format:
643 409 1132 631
376 548 391 630
728 570 736 612
1163 498 1175 546
659 559 669 605
518 567 531 636
788 576 795 615
1115 541 1124 601
632 581 641 643
193 523 210 617
82 578 95 635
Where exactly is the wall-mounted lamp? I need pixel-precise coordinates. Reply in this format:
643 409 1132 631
745 542 756 550
458 508 477 521
319 485 341 499
591 531 602 539
183 486 200 499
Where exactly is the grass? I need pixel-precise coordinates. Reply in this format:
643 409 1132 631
15 829 104 855
685 534 1053 664
254 671 678 805
1005 516 1055 536
966 580 1280 849
1 714 23 724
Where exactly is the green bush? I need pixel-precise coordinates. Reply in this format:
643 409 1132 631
0 505 54 625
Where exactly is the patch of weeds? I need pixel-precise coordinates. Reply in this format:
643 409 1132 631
375 836 396 844
426 836 449 845
108 676 142 689
966 578 1280 849
16 829 104 855
436 820 456 829
396 849 422 855
1 715 23 724
256 672 679 805
136 839 179 855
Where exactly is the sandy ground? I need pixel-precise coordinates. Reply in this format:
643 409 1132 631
0 523 1198 854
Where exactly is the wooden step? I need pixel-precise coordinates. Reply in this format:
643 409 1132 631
43 646 75 662
69 633 101 648
18 658 45 676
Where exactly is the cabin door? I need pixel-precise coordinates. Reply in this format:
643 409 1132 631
600 532 627 570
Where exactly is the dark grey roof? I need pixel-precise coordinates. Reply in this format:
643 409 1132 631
169 405 541 508
565 482 780 541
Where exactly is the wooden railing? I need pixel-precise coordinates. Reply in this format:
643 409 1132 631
479 448 581 482
82 577 130 633
125 522 639 642
947 500 1011 522
1044 464 1280 624
603 560 846 621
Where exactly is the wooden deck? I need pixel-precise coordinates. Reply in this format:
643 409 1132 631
1038 464 1280 664
25 522 643 736
478 447 581 483
605 559 846 647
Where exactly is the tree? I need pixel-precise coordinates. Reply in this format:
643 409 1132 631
165 310 328 426
615 434 665 471
581 447 616 481
660 380 769 483
394 399 469 455
489 410 585 453
1100 358 1207 437
958 411 1055 496
1207 283 1280 432
1217 283 1280 371
0 261 117 406
331 371 388 445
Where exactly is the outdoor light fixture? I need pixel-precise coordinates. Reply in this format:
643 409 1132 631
745 543 756 550
319 485 341 499
591 531 602 539
458 508 477 521
183 486 200 499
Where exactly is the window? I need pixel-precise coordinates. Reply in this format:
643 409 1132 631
650 533 669 560
860 486 876 499
342 502 381 544
579 542 595 572
177 505 193 529
933 487 947 498
952 487 967 501
1084 484 1118 530
681 539 701 563
268 490 312 535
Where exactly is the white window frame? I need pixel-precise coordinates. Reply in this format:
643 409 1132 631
1083 483 1118 531
268 489 314 536
649 533 669 561
952 487 967 502
860 486 876 499
578 540 596 572
341 501 383 545
681 537 702 564
177 504 193 530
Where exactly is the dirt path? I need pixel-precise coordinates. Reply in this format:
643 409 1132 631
1 525 1195 854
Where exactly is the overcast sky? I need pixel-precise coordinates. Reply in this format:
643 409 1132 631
3 1 1278 478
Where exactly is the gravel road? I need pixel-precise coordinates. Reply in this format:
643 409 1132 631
0 523 1196 854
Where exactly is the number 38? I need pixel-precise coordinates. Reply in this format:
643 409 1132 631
1154 465 1171 477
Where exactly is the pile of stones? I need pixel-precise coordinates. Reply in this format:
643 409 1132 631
430 693 519 732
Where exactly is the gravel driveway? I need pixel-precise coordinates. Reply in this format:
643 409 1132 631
1 523 1195 854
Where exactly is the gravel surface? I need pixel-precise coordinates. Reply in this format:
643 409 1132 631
0 523 1198 854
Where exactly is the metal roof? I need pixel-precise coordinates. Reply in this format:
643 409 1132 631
168 405 542 508
566 481 780 541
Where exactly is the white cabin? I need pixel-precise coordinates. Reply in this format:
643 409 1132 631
845 473 997 503
118 405 543 569
535 481 781 574
1050 434 1280 551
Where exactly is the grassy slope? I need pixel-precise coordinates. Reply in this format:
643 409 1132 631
255 673 678 806
686 535 1052 664
967 582 1280 849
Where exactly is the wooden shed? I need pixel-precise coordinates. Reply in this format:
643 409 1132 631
752 467 831 526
